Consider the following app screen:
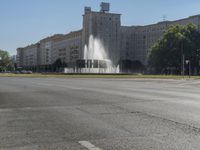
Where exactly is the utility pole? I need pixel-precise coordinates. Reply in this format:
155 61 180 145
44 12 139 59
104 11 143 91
0 56 2 72
162 15 167 21
189 60 191 78
186 60 191 78
181 41 185 77
182 54 185 77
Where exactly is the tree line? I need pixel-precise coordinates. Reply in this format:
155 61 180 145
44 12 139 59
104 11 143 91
2 24 200 75
0 49 14 72
148 23 200 75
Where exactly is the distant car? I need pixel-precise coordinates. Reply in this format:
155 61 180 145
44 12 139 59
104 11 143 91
20 70 27 74
27 71 33 74
14 71 20 74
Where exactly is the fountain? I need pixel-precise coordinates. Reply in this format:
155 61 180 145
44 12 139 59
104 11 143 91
65 35 120 74
78 35 120 73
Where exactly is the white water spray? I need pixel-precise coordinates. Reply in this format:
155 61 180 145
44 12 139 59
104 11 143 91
82 35 119 73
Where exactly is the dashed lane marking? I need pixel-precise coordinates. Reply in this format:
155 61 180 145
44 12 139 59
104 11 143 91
79 141 102 150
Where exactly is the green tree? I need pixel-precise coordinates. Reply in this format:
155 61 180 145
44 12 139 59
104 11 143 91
149 24 200 74
52 58 66 72
0 49 12 72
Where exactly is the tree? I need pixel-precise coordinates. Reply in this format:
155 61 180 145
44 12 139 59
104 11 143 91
0 49 12 72
120 59 145 73
52 58 67 72
148 24 200 74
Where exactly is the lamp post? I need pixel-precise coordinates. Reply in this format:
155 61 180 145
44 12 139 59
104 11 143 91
181 41 185 77
182 54 185 77
0 56 2 72
185 60 191 78
198 60 200 74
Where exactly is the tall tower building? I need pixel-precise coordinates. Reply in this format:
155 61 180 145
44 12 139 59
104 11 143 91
82 3 121 65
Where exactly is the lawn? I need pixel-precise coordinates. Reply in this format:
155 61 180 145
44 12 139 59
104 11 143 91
0 73 199 79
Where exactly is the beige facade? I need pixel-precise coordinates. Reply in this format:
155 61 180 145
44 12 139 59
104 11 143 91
16 48 24 68
16 3 200 69
82 7 121 65
121 15 200 66
16 43 40 68
39 34 65 66
52 30 82 67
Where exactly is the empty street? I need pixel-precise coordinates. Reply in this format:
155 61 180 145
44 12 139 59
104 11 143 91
1 77 200 150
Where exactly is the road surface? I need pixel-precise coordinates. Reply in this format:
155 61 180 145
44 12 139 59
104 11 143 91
0 77 200 150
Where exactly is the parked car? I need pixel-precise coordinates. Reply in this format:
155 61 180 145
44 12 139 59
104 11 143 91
27 71 33 74
20 70 28 74
14 71 20 74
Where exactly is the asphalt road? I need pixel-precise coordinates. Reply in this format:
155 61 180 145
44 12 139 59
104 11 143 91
1 77 200 150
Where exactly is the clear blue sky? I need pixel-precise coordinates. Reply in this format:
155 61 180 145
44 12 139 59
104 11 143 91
1 0 200 55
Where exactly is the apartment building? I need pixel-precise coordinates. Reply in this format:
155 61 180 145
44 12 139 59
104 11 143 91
52 30 82 67
121 15 200 66
82 5 121 65
39 34 65 66
16 43 40 68
16 48 24 68
16 3 200 71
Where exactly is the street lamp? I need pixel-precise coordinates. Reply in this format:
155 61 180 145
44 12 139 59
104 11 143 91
0 57 1 68
182 54 185 77
185 60 191 78
181 41 185 77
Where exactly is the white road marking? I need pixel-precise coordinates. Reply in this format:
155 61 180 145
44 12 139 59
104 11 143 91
69 87 83 90
36 82 83 90
79 141 102 150
37 83 53 86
